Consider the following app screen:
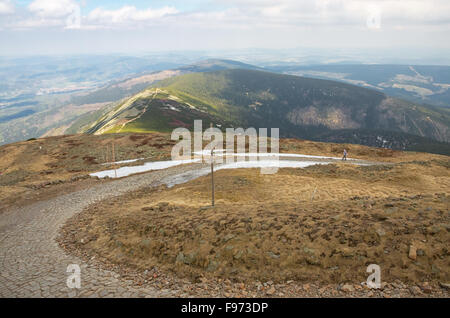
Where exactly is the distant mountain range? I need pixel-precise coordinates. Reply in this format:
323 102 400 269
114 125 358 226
270 64 450 108
68 65 450 155
1 57 449 155
0 59 250 145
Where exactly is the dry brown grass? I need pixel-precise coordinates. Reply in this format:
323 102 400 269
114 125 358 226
60 158 450 285
0 132 175 210
1 131 446 211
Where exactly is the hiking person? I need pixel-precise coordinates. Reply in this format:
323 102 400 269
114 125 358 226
342 149 347 161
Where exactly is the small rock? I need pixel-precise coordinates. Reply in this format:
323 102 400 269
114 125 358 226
341 284 355 292
375 228 386 237
421 282 432 294
223 234 235 242
233 250 244 260
340 248 354 258
409 286 422 295
306 256 320 265
266 286 276 295
267 251 280 259
408 245 417 260
158 202 169 211
303 247 315 255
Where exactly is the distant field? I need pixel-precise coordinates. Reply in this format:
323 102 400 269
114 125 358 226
270 64 450 108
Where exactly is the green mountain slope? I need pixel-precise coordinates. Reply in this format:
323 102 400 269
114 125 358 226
69 69 450 154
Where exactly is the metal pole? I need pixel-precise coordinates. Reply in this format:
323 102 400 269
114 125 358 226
210 123 214 207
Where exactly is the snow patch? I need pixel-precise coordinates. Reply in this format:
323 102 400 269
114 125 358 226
91 159 200 179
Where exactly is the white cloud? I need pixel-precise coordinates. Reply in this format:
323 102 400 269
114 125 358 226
2 0 449 31
86 5 178 27
215 0 450 27
28 0 79 18
0 0 14 14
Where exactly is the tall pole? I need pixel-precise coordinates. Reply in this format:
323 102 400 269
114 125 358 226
112 141 117 178
210 123 215 207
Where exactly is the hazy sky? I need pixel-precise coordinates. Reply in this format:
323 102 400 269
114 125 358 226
1 0 450 57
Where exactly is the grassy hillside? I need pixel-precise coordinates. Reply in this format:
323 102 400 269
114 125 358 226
156 70 449 140
69 69 450 155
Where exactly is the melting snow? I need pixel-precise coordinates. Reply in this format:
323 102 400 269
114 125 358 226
91 159 200 179
101 158 145 165
91 152 358 179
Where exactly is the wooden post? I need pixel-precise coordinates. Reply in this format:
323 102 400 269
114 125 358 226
112 142 117 178
210 123 215 207
311 186 317 201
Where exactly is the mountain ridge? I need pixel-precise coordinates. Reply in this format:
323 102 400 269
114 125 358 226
68 68 450 155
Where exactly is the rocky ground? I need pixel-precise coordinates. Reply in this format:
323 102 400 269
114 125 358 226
58 162 449 298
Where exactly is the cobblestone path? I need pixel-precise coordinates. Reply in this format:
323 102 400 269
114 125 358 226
0 164 202 298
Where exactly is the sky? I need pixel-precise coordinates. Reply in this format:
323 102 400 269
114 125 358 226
0 0 450 59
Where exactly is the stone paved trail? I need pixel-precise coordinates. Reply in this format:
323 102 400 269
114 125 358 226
0 164 204 298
